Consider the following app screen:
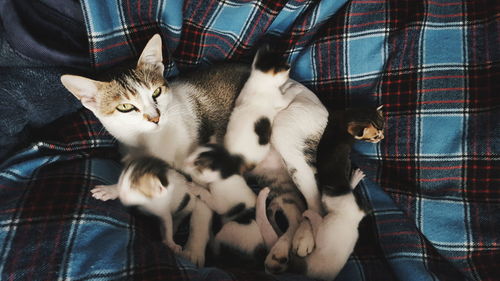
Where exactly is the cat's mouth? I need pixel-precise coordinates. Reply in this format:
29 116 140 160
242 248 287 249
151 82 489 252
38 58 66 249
368 134 384 143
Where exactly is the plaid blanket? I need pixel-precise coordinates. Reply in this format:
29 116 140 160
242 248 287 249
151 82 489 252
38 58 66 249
1 0 499 280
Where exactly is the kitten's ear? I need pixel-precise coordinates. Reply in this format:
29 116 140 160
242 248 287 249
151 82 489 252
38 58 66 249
137 34 164 73
376 105 384 111
157 184 167 195
347 122 366 138
61 75 104 112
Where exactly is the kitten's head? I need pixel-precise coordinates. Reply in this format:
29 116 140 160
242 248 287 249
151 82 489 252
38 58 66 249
61 34 170 145
252 44 290 86
118 156 171 202
346 105 385 143
183 144 243 185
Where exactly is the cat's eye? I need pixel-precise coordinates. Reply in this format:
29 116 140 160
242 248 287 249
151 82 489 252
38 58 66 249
116 103 137 113
152 87 162 99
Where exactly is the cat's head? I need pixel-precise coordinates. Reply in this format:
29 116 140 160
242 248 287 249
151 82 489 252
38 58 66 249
252 44 290 86
346 105 385 143
118 156 171 203
183 144 244 185
61 34 170 145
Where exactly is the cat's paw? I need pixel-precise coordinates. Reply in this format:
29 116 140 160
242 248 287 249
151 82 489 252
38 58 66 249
292 220 315 257
265 238 290 274
90 185 118 201
181 248 205 268
164 240 183 255
350 169 365 189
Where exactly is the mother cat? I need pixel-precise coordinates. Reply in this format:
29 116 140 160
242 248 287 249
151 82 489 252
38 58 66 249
60 34 328 268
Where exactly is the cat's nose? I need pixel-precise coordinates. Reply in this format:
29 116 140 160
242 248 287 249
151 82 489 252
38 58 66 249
144 113 160 124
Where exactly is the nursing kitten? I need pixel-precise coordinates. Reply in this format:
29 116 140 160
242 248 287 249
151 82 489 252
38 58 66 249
250 146 308 274
224 45 296 168
290 106 384 262
184 144 307 272
183 144 266 259
290 169 367 281
60 34 329 267
90 156 197 256
316 106 384 201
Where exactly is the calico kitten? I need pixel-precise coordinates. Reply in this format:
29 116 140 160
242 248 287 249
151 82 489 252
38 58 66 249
224 45 296 169
183 144 267 259
290 169 367 281
316 106 384 203
90 156 208 266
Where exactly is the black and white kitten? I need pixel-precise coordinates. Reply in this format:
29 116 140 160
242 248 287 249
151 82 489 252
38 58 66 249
183 144 267 262
225 45 295 168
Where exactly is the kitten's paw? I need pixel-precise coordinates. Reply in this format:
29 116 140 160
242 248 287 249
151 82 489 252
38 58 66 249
90 185 118 201
265 239 290 274
181 248 205 268
350 169 365 189
292 220 315 257
164 240 183 255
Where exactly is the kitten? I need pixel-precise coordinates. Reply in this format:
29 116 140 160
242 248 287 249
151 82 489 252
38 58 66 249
183 144 267 260
290 169 367 281
224 45 296 169
289 106 383 263
316 106 384 202
250 146 308 274
90 156 209 267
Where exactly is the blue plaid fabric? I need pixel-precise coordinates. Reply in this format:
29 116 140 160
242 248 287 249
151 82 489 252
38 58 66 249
1 0 499 280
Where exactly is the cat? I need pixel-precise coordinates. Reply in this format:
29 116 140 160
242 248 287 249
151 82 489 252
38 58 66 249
60 34 329 268
290 169 367 280
183 144 267 263
224 45 297 169
90 156 202 259
316 106 384 202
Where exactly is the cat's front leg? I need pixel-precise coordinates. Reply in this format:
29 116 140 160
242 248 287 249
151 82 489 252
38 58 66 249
292 219 315 257
160 213 182 254
181 199 211 267
90 184 119 201
293 206 328 258
186 182 218 212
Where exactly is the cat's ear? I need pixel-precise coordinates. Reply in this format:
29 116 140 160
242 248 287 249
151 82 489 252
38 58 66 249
137 34 164 73
376 105 384 112
61 75 104 112
155 184 167 196
347 122 366 138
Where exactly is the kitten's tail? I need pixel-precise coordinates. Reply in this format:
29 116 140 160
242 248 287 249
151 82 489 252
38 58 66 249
256 187 279 250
